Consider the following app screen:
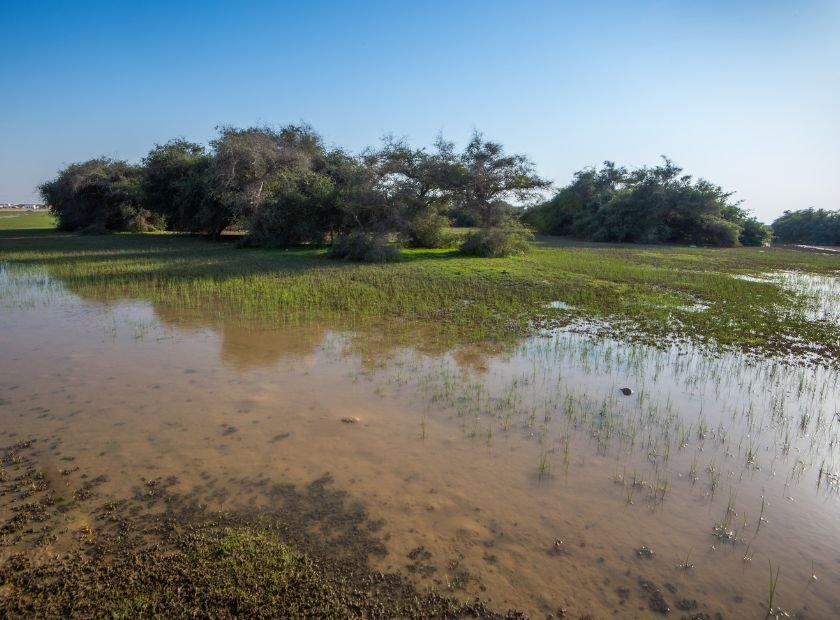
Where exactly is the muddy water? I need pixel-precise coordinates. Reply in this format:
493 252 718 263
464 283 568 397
2 265 840 618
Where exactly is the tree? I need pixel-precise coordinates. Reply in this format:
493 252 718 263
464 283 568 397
522 158 771 247
364 135 459 248
39 158 158 232
771 208 840 245
38 125 567 258
209 124 326 235
448 132 549 257
247 150 352 247
455 132 551 228
324 151 402 261
141 139 217 233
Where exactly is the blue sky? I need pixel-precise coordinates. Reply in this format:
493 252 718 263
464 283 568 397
1 0 837 222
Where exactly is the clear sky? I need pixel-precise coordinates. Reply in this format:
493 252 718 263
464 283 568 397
1 0 837 222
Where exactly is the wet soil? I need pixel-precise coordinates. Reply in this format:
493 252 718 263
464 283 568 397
1 439 527 619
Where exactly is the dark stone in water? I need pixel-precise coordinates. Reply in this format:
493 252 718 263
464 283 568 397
620 387 633 396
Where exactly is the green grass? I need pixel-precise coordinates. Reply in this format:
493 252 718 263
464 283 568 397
0 209 56 230
1 225 838 364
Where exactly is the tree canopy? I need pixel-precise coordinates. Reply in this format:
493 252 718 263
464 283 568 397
40 158 161 233
521 158 771 247
771 208 840 245
41 125 550 258
41 129 778 257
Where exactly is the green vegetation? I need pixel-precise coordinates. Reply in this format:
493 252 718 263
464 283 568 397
0 210 56 230
522 158 771 247
767 561 782 616
40 126 792 257
39 126 547 258
771 207 840 245
1 228 837 365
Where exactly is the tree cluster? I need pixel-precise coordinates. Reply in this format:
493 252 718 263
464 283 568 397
40 126 547 258
522 158 771 247
771 208 840 245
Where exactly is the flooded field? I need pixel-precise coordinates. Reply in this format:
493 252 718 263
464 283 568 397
2 260 840 618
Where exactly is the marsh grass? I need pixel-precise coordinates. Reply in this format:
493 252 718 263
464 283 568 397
1 230 838 364
767 561 781 616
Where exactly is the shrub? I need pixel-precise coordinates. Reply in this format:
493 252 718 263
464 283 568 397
404 213 457 249
739 217 772 246
697 217 741 247
459 225 533 257
327 231 401 262
39 158 154 232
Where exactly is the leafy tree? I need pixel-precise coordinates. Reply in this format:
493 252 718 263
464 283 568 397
246 169 338 246
327 151 393 239
38 125 567 258
447 132 550 256
771 208 839 245
738 217 772 246
141 139 218 234
39 158 159 232
455 132 551 228
523 158 771 247
210 124 326 235
364 136 458 248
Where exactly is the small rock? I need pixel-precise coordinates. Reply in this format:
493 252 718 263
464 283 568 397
341 417 360 424
620 387 633 396
636 545 655 558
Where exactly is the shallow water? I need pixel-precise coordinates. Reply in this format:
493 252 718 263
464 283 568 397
734 270 840 324
2 262 840 618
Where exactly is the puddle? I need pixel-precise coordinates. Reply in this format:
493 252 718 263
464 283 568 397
545 301 576 311
734 270 840 323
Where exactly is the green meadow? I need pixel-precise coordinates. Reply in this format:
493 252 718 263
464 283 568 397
0 210 56 230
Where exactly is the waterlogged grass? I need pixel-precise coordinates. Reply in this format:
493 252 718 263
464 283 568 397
0 228 838 364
